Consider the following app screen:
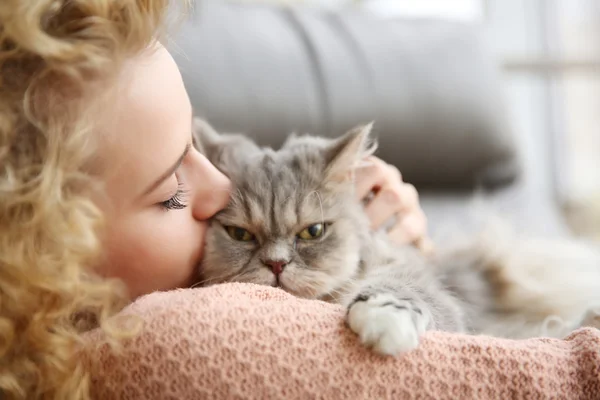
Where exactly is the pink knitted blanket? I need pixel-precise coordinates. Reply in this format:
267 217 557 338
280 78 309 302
85 283 600 399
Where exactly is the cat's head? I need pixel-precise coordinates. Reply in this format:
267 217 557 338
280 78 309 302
194 118 376 299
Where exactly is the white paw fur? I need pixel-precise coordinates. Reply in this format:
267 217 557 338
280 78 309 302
347 293 428 356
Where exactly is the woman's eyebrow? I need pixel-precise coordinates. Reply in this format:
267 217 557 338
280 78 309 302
141 143 191 197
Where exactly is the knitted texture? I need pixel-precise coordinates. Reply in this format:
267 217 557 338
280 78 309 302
85 283 600 399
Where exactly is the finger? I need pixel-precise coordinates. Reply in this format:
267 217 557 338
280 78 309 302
388 210 428 246
353 157 390 200
364 181 420 230
385 162 402 183
364 185 405 230
415 237 436 256
396 183 419 213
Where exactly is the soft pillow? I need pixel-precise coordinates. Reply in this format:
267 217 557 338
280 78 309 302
170 1 518 189
84 283 600 399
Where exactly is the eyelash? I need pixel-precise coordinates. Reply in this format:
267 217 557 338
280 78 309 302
160 182 189 211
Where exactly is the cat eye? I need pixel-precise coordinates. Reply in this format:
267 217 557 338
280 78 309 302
297 223 325 240
225 226 256 242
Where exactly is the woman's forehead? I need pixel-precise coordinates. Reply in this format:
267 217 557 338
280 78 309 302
94 45 192 198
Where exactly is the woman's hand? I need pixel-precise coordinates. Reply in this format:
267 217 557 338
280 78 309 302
354 156 433 254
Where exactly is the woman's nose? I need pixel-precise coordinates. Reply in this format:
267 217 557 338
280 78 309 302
189 151 231 220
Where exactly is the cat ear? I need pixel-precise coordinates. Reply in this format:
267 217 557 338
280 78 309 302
324 122 376 182
192 117 262 177
192 117 221 158
192 117 238 175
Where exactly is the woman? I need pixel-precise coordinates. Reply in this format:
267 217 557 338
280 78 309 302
0 1 430 397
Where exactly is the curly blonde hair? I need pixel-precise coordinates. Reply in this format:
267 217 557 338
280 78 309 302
0 1 169 398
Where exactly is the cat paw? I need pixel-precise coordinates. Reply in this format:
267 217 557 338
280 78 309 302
347 293 428 356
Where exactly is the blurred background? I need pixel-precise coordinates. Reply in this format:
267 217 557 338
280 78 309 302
171 0 600 243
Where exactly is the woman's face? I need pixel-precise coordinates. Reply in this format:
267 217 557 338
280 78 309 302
94 44 231 299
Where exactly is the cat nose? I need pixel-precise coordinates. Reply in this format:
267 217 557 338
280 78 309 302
263 259 287 275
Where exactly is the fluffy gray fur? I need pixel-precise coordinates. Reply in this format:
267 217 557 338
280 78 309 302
194 118 600 356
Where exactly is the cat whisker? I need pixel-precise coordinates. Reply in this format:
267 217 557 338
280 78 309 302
306 190 325 225
325 286 348 303
315 191 324 225
190 280 203 289
192 268 251 288
233 188 244 201
298 277 325 299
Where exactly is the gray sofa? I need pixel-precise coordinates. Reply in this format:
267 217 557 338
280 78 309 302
169 0 571 239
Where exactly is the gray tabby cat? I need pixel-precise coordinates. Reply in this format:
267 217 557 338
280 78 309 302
194 118 600 356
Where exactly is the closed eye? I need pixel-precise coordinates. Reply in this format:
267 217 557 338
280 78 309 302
160 182 189 210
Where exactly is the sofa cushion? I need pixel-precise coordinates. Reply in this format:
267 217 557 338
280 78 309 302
169 0 519 189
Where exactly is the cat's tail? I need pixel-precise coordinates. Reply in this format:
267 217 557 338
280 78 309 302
434 217 600 339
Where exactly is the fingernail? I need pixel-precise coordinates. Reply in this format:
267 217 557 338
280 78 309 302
416 238 435 256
